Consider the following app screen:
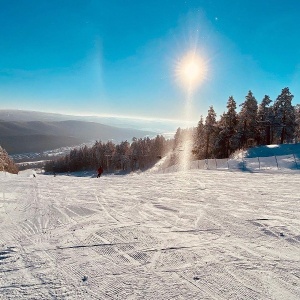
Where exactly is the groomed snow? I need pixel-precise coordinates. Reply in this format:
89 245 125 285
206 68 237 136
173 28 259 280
0 169 300 299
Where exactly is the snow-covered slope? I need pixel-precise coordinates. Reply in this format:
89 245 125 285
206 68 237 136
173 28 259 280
0 169 299 299
232 143 300 159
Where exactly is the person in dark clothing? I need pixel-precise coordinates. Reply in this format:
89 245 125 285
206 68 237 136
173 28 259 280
97 166 104 178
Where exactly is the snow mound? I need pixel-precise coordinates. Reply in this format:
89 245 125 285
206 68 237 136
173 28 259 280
245 143 300 158
0 171 16 178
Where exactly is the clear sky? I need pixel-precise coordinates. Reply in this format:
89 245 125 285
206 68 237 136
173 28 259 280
0 0 300 122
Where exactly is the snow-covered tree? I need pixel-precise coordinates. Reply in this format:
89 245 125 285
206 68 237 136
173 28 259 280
0 146 18 174
295 104 300 143
150 135 166 160
174 127 182 149
45 135 173 174
112 141 130 170
235 91 258 148
204 106 217 158
215 96 238 157
273 87 295 144
193 116 205 159
257 95 273 144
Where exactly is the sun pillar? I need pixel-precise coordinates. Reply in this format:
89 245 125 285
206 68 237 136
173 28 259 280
176 51 207 171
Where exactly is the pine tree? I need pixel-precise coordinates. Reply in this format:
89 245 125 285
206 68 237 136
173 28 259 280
204 106 217 158
91 141 105 169
174 127 182 149
295 104 300 143
112 141 130 170
216 96 238 157
257 95 273 144
235 90 258 148
103 141 115 170
273 87 295 144
151 135 166 160
215 112 228 158
193 116 205 159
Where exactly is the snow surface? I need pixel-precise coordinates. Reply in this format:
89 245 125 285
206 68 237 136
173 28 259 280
0 168 300 299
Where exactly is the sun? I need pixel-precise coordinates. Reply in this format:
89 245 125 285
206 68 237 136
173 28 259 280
183 60 201 82
176 51 207 90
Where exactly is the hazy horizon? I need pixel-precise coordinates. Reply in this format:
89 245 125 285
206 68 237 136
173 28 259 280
0 108 192 134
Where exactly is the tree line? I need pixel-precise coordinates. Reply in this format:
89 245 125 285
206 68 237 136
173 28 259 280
185 87 299 159
44 135 173 173
45 87 299 173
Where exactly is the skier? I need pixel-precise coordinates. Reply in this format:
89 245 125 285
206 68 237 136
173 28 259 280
97 166 103 178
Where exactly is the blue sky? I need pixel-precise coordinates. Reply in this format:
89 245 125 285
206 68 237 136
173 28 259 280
0 0 300 123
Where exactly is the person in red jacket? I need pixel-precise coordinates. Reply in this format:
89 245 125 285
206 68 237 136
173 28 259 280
97 166 104 178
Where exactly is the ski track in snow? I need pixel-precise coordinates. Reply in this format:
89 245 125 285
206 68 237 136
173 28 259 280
0 169 300 299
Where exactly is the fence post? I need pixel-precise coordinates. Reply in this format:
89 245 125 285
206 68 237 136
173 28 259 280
227 158 229 170
258 157 261 170
215 158 217 169
293 153 298 169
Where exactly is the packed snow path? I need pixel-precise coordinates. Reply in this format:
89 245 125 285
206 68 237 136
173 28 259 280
0 170 300 299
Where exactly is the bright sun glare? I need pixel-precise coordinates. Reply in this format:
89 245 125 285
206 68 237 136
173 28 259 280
184 61 201 81
176 52 207 90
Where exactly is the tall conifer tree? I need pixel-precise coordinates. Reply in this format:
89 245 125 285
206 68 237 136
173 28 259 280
257 95 273 144
204 106 217 158
193 116 205 159
216 96 238 157
295 104 300 143
273 87 295 144
236 91 258 148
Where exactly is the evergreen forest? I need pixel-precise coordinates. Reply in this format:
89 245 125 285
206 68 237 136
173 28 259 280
45 87 300 173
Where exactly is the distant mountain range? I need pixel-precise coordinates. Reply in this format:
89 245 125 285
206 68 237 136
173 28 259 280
0 116 156 155
0 110 76 122
0 109 184 133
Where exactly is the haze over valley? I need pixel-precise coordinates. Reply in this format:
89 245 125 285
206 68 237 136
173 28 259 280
0 110 157 157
